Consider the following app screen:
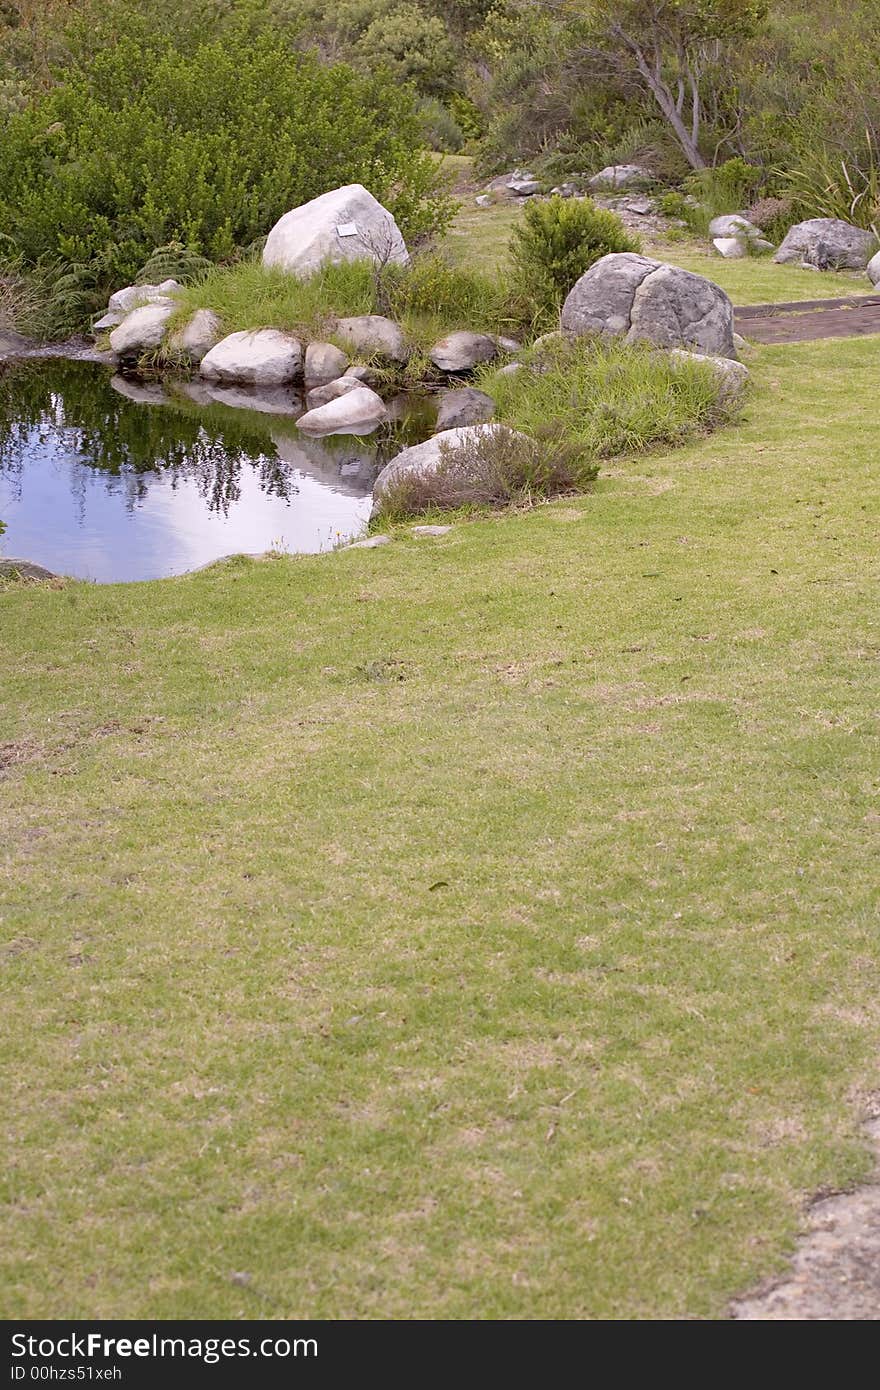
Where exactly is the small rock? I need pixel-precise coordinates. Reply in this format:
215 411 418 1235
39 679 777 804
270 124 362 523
305 340 349 384
411 525 452 537
430 331 498 373
347 534 391 549
708 213 756 239
305 376 364 410
435 386 495 430
344 364 380 384
334 315 408 363
107 280 181 316
508 178 542 197
167 308 222 363
296 385 388 437
713 236 747 259
588 164 653 191
494 335 521 353
109 302 177 358
668 348 750 401
497 362 526 377
475 194 493 207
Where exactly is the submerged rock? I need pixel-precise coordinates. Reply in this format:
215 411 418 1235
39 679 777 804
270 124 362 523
296 384 388 437
263 184 409 277
200 329 303 385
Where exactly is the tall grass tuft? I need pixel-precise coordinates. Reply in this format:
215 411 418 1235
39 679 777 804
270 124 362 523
477 336 739 459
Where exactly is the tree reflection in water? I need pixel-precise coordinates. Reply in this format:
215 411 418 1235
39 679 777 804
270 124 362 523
0 358 299 516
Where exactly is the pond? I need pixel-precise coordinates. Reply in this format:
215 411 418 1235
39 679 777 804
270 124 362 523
0 358 435 582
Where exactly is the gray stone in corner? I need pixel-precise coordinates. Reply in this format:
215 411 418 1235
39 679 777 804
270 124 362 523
435 387 495 430
868 248 880 285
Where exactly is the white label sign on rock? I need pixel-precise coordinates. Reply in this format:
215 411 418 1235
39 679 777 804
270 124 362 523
336 223 359 238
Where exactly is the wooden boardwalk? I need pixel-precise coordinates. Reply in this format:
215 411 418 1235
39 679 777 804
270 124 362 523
735 294 880 344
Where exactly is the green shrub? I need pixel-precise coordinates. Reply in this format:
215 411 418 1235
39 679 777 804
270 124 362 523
775 134 880 232
375 424 597 521
477 336 738 459
0 26 452 297
417 97 465 153
509 197 641 322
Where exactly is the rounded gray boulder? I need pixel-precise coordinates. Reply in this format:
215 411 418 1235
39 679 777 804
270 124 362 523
773 218 878 271
561 253 736 359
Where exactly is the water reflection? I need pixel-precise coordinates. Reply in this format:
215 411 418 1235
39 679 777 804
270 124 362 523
0 359 433 582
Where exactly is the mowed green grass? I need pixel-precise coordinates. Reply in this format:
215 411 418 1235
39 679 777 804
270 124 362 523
447 195 873 303
2 333 879 1318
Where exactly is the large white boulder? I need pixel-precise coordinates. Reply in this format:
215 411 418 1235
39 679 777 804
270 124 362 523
561 253 736 359
867 249 880 285
296 385 388 437
263 184 409 277
773 218 878 271
109 302 177 358
199 329 303 385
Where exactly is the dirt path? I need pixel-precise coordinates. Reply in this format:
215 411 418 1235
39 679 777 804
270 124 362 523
731 1105 880 1319
736 294 880 344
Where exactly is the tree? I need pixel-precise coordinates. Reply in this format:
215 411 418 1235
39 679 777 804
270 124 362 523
567 0 767 169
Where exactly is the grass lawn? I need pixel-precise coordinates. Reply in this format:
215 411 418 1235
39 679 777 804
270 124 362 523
2 330 879 1318
446 196 874 304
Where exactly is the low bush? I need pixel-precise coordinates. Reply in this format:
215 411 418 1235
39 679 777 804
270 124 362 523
509 197 641 323
478 336 738 460
375 425 597 520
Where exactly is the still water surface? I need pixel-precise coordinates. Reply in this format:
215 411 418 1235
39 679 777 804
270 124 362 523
0 359 432 581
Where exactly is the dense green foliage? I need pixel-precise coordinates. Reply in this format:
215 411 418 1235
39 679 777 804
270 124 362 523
510 197 641 320
0 26 450 292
